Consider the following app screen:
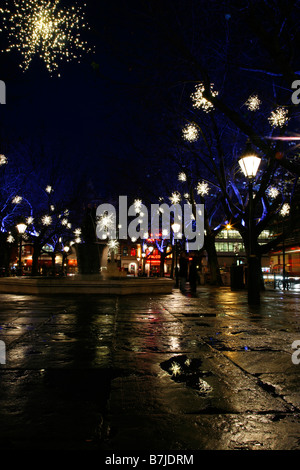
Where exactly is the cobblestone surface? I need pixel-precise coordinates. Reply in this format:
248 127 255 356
0 286 300 450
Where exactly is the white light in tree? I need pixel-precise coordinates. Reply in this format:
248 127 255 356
98 213 114 231
12 195 22 204
134 199 142 213
184 193 190 200
178 172 187 182
185 358 191 367
45 185 52 193
191 82 218 112
280 203 290 217
268 107 289 128
74 228 81 237
196 181 210 196
267 187 279 199
107 239 119 252
0 154 8 165
7 234 15 243
169 192 181 204
245 94 261 111
42 215 52 226
170 362 181 376
75 237 81 243
182 123 199 142
61 218 68 226
67 222 72 229
0 0 93 74
26 216 34 224
50 205 55 211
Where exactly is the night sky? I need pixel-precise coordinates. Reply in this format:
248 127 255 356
0 0 167 200
0 1 300 204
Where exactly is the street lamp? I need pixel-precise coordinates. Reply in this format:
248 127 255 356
142 252 146 276
148 246 153 277
63 246 70 276
16 222 27 276
238 143 261 305
280 203 290 290
172 222 181 288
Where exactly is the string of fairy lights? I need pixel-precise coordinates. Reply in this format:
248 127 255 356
0 0 93 74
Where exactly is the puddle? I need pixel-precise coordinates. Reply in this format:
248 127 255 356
160 354 213 396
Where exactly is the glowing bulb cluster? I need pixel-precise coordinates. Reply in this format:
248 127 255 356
107 239 119 252
267 187 279 199
12 195 22 204
280 203 290 217
42 215 52 226
191 82 218 112
0 0 92 74
178 172 187 182
169 192 181 204
196 181 210 196
170 362 181 376
7 234 15 244
134 199 142 213
268 107 289 128
0 154 8 165
245 94 261 111
182 123 199 142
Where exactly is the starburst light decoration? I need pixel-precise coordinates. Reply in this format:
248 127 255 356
134 199 142 213
268 107 289 128
0 154 7 165
41 215 52 226
12 195 22 204
245 94 261 111
178 172 187 182
196 181 210 196
267 187 279 199
107 239 119 253
45 185 52 193
7 234 15 243
74 228 81 237
182 123 199 142
191 82 218 112
280 203 290 217
0 0 92 74
97 213 115 232
170 362 181 376
169 192 181 204
26 216 34 224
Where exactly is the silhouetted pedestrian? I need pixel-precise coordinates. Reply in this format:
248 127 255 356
179 252 188 291
189 258 198 293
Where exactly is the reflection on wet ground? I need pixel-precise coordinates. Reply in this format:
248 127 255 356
0 286 300 450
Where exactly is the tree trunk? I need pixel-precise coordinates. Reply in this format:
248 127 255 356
205 235 223 286
31 244 41 276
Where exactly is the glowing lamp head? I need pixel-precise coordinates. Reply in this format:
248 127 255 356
172 222 181 234
16 223 27 234
238 143 261 179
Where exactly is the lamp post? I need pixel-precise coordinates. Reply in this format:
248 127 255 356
148 246 153 277
142 252 146 276
280 203 290 290
16 222 27 276
63 246 70 276
238 143 261 305
172 222 181 288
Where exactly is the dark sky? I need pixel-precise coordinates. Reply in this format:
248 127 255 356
1 0 300 204
0 0 166 200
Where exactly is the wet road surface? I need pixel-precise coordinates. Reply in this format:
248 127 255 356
0 286 300 451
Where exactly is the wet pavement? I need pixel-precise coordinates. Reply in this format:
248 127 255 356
0 285 300 452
